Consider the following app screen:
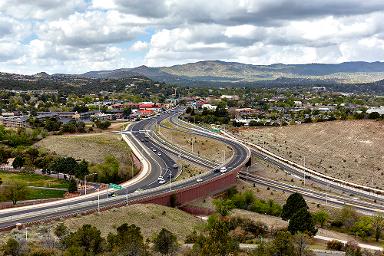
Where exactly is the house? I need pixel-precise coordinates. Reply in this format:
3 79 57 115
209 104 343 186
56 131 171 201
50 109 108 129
201 104 217 111
220 95 240 101
1 116 29 128
294 101 303 107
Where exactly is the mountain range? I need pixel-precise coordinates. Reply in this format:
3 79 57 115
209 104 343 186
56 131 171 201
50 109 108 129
80 60 384 85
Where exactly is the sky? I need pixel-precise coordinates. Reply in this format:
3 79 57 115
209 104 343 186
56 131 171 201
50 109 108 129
1 0 384 74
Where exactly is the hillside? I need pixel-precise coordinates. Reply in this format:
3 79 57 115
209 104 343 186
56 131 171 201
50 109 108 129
238 120 384 189
82 60 384 84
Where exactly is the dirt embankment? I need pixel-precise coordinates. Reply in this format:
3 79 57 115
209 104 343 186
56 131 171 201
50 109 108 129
238 120 384 188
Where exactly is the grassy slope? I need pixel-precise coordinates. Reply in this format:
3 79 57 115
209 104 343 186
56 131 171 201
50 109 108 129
36 133 132 165
0 171 68 188
239 120 384 188
0 204 203 245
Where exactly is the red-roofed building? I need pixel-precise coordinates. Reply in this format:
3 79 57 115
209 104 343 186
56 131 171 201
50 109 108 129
139 103 161 111
138 109 154 117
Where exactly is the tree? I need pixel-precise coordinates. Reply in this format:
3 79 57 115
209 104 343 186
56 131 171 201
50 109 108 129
123 107 132 118
213 199 234 216
293 233 312 256
372 215 384 242
75 160 89 179
12 156 24 169
54 223 69 238
282 193 308 220
95 120 111 130
63 224 104 254
1 182 29 205
153 228 178 255
107 223 147 255
2 238 21 256
337 206 359 231
269 231 295 256
344 241 362 256
68 178 77 193
288 208 318 236
193 215 239 256
352 216 373 239
313 210 329 228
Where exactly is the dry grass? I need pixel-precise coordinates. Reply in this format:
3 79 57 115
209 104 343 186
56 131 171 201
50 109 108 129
159 120 233 163
238 120 384 188
63 204 202 240
175 159 207 181
36 133 132 165
0 204 203 246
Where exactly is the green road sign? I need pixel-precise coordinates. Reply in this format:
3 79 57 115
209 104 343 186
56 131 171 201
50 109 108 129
109 183 123 190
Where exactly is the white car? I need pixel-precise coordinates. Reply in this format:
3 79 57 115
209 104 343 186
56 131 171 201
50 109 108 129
220 167 227 173
152 148 157 152
158 179 166 184
196 178 203 182
158 175 164 181
157 152 162 156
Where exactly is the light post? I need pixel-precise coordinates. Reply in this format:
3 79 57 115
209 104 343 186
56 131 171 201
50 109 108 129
97 188 100 212
25 227 28 241
84 172 97 195
169 172 172 191
303 156 306 186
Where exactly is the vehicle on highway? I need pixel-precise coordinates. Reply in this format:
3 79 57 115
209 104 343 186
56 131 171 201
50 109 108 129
220 166 227 173
173 163 178 169
158 175 164 181
157 152 162 156
213 168 220 173
158 178 166 184
140 138 144 142
152 148 157 152
196 178 203 182
108 192 116 197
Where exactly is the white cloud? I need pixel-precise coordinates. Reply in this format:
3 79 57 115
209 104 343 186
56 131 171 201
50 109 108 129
130 41 149 51
1 0 384 73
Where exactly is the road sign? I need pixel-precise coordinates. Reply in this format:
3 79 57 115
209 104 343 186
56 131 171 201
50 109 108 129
109 183 123 190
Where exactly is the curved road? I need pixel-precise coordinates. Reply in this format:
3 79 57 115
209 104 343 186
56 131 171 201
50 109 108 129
0 109 250 230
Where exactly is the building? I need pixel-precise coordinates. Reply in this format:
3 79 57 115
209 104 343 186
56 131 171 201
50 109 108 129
220 95 240 101
201 104 217 111
1 116 29 128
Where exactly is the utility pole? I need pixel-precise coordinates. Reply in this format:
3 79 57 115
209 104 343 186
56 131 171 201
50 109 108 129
303 156 306 186
84 173 97 195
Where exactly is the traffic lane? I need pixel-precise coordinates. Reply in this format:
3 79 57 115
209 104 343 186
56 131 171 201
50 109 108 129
0 119 163 218
251 149 384 204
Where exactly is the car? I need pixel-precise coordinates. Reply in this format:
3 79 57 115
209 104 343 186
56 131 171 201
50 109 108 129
158 179 166 184
158 175 164 181
213 168 220 173
152 148 157 152
196 178 203 182
173 164 178 169
157 152 162 156
140 138 144 142
220 166 227 173
108 192 116 197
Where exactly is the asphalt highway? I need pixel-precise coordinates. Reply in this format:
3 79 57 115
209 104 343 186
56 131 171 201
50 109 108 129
0 110 251 230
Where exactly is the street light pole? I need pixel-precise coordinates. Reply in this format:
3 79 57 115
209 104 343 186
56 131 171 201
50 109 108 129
97 188 100 213
84 172 97 195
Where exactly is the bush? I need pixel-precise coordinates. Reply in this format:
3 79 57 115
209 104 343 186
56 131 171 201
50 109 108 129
326 240 344 251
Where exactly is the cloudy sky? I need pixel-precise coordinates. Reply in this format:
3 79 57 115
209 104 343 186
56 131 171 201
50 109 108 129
1 0 384 74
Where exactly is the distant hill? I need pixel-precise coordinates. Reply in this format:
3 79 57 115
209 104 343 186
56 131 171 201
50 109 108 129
81 60 384 85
